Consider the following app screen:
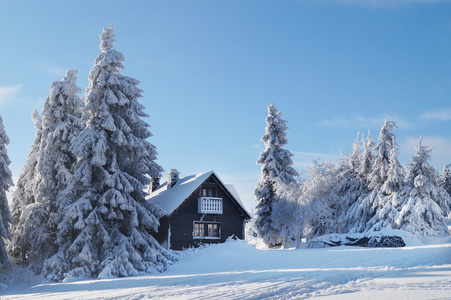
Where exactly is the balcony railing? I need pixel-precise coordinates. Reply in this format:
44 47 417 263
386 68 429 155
198 197 223 214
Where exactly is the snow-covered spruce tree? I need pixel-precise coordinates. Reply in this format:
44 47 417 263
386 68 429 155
370 120 403 193
442 164 451 198
8 109 43 263
349 133 363 172
254 103 298 246
395 137 450 236
341 132 375 233
0 115 13 267
11 69 84 274
334 136 368 233
346 119 405 233
358 130 375 183
44 25 173 281
369 122 406 231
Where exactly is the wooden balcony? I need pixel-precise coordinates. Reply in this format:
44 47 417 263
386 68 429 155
198 197 223 214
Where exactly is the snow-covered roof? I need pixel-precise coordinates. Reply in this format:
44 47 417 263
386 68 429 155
147 170 250 217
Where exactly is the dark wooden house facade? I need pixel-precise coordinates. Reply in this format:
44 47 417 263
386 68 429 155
147 170 251 250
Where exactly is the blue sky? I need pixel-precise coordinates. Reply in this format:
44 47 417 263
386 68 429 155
1 0 451 211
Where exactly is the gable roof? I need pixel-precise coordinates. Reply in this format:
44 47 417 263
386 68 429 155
147 170 250 218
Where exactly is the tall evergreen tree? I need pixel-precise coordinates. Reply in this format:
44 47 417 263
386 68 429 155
254 103 298 246
335 135 367 233
342 132 374 233
349 133 363 172
442 164 451 198
0 115 13 267
44 25 173 281
395 137 450 236
358 130 375 183
8 109 43 263
369 120 402 193
366 121 405 231
346 120 405 233
9 69 84 274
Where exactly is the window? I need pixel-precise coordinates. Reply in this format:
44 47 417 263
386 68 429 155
194 222 204 238
208 223 219 238
202 187 215 197
193 222 220 239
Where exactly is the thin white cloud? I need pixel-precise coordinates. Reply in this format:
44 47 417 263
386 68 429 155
420 108 451 121
0 84 21 107
38 62 67 77
320 114 412 130
252 143 263 150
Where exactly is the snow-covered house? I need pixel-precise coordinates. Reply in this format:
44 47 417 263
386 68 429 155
147 170 251 250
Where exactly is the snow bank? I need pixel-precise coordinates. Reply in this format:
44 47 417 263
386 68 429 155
308 228 451 249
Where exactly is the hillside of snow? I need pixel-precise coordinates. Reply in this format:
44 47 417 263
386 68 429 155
2 234 451 299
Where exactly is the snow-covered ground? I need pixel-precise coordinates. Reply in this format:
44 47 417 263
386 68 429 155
2 234 451 300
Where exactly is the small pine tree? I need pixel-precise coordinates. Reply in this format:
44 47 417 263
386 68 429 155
254 103 298 246
11 69 84 274
0 115 13 267
44 25 174 281
395 137 450 236
8 109 43 263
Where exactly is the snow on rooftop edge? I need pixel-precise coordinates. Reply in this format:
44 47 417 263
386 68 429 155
147 171 213 215
147 170 250 217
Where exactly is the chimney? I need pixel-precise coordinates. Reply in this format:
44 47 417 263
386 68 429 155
151 177 160 192
167 169 180 189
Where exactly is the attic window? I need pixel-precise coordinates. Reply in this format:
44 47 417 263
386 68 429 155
202 187 215 197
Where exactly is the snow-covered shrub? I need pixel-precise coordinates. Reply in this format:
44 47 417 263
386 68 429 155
299 159 344 240
272 180 303 247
